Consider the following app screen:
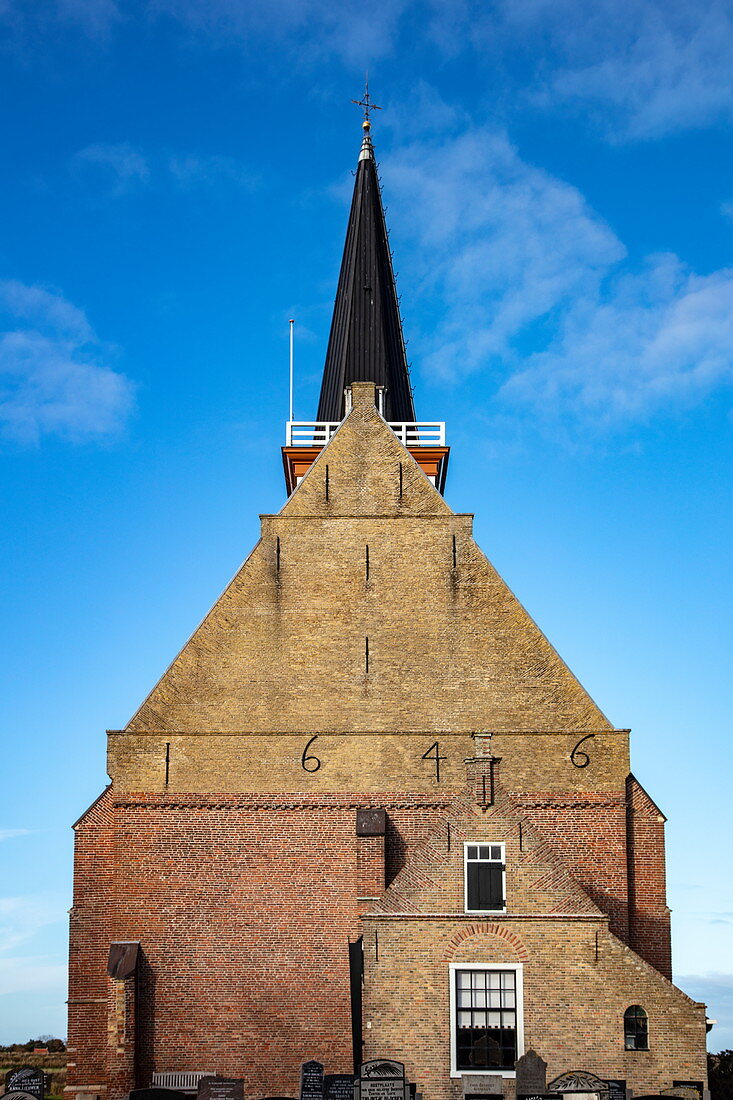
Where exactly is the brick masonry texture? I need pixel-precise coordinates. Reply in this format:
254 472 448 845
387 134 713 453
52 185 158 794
67 385 706 1100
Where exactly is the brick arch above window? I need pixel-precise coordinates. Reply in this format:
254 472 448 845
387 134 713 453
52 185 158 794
443 922 529 963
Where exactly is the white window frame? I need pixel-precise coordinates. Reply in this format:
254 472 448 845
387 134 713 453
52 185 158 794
449 962 524 1078
463 842 507 914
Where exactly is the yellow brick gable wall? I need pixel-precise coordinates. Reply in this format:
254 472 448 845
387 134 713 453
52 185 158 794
115 384 618 792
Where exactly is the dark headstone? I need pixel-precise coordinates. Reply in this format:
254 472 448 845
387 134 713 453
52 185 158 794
197 1078 245 1100
358 1061 405 1100
5 1068 45 1100
5 1091 43 1100
605 1082 626 1100
130 1088 188 1100
516 1051 548 1097
464 1093 504 1100
324 1075 354 1100
519 1095 557 1100
300 1061 325 1100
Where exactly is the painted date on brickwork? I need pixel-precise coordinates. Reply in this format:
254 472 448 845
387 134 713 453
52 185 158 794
422 740 447 782
301 735 321 772
570 733 595 768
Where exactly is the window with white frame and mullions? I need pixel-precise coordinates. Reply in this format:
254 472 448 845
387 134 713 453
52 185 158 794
464 843 505 912
455 969 518 1070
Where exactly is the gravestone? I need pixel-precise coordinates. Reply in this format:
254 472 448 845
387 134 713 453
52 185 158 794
357 1061 405 1100
605 1081 626 1100
129 1088 188 1100
5 1092 43 1100
197 1078 245 1100
5 1067 45 1100
324 1075 354 1100
548 1070 606 1100
300 1062 324 1100
672 1084 704 1100
516 1051 548 1097
461 1074 503 1100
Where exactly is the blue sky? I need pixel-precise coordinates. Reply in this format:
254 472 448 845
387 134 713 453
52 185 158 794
1 0 732 1052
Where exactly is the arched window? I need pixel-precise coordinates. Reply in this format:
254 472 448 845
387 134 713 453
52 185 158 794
624 1005 649 1050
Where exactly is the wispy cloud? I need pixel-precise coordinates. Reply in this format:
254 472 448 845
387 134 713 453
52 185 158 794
379 119 733 434
0 280 134 444
676 972 733 1050
0 0 121 40
72 143 150 196
0 895 67 955
71 143 259 197
499 0 733 141
0 829 34 842
151 0 413 65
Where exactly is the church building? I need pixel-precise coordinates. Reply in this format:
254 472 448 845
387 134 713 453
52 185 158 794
66 113 709 1100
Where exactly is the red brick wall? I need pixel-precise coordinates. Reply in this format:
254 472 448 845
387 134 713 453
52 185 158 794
68 782 672 1100
508 791 630 939
626 775 672 978
68 792 450 1100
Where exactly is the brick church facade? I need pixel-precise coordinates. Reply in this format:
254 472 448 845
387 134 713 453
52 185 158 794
66 118 709 1100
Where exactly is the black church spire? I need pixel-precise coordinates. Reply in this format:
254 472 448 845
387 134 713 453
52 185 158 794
316 117 416 423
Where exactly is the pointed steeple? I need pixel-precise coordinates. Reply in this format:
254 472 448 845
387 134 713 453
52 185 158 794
317 113 416 423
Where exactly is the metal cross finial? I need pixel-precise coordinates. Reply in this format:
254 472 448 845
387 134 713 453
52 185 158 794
352 77 382 131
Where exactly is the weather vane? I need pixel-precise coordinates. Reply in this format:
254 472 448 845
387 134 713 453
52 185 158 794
352 77 382 131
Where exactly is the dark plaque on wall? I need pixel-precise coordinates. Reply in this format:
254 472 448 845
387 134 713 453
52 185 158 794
300 1061 325 1100
464 1093 504 1100
197 1078 245 1100
324 1075 354 1100
5 1068 45 1100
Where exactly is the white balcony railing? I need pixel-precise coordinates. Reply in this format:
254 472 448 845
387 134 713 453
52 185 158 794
286 421 445 447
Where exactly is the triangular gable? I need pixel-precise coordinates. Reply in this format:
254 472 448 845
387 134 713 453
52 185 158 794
368 787 604 919
126 396 611 734
281 393 452 518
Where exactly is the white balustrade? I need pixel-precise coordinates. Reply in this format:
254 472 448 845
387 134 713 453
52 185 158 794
286 421 445 447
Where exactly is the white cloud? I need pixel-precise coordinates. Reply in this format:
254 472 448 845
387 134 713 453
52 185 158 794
0 829 34 842
0 895 67 955
379 124 733 432
0 280 134 444
504 258 733 426
500 0 733 140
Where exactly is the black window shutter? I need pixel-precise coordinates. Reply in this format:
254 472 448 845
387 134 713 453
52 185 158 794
468 859 505 909
468 863 481 909
489 862 505 908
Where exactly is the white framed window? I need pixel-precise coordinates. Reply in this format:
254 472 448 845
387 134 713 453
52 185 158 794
464 842 506 913
449 963 524 1077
